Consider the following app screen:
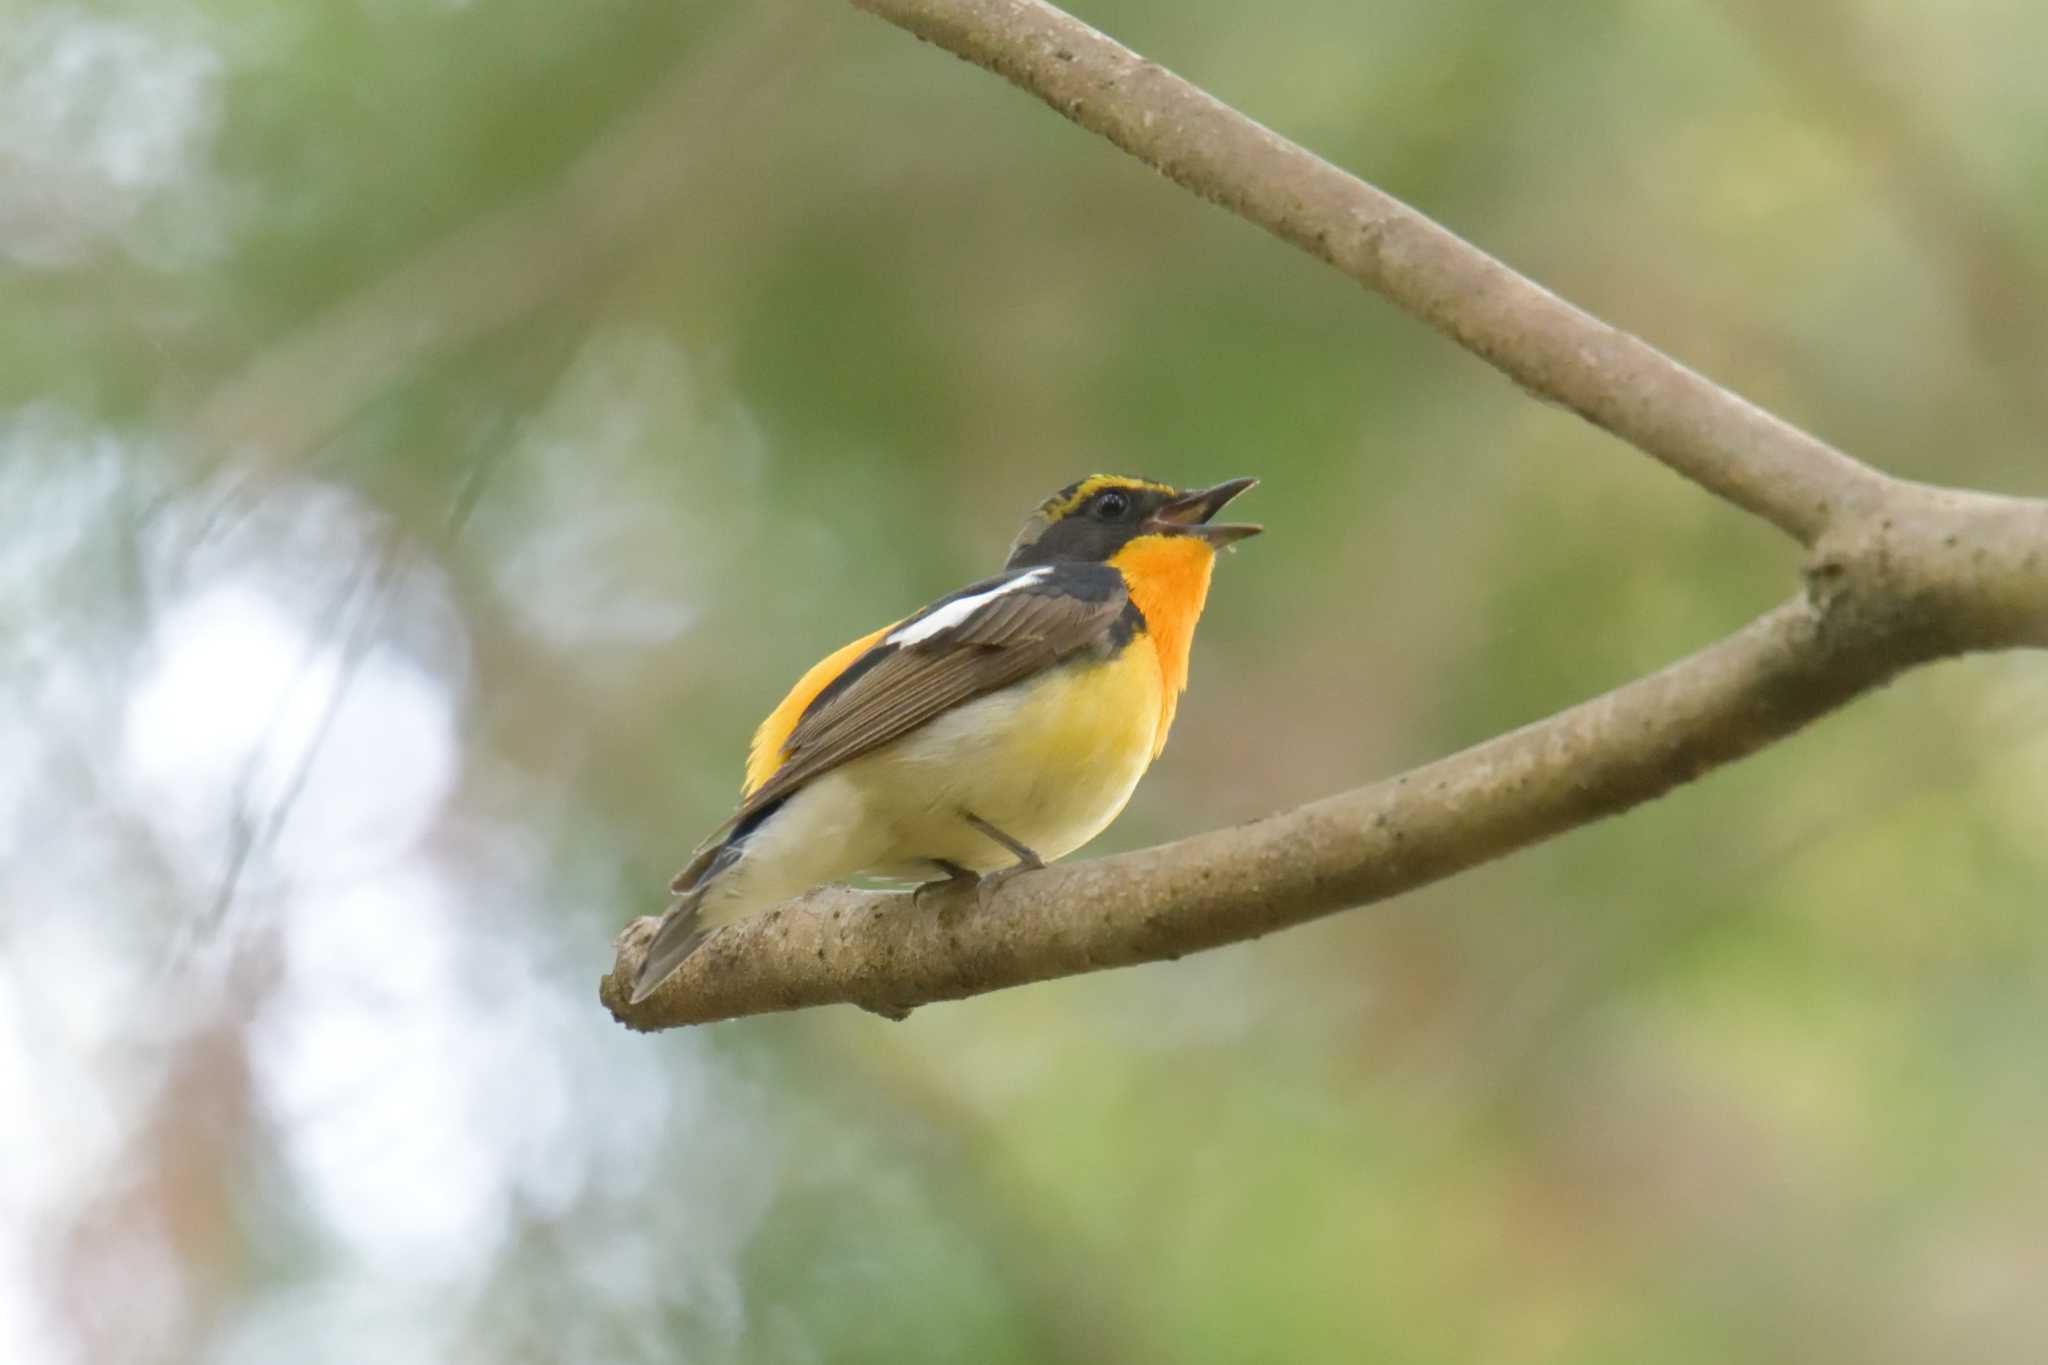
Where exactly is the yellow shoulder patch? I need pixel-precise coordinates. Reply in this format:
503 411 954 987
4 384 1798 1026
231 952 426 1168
744 622 895 797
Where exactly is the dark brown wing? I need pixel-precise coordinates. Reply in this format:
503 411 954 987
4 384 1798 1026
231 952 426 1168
736 563 1130 820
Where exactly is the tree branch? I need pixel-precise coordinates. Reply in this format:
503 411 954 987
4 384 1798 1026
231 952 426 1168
603 0 2048 1029
849 0 1890 546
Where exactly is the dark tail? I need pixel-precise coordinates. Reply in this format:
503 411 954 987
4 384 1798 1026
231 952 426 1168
630 835 748 1004
634 797 790 1004
628 897 711 1005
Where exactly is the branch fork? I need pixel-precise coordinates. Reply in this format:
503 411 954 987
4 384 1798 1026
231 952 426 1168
605 0 2047 1030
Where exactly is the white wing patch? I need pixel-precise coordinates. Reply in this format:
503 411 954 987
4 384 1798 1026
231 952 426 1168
885 567 1052 647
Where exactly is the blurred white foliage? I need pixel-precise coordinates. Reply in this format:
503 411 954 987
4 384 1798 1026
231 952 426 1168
234 829 781 1358
0 989 84 1365
122 578 461 888
255 864 523 1273
0 410 206 1365
119 476 471 901
209 1277 463 1365
479 327 768 652
0 402 787 1362
0 5 225 266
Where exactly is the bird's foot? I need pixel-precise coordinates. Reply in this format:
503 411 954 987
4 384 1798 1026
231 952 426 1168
973 856 1043 911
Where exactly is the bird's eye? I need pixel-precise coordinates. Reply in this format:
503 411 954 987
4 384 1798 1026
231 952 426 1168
1092 490 1131 521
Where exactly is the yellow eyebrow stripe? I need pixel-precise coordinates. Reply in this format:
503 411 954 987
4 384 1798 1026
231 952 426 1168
1041 474 1175 520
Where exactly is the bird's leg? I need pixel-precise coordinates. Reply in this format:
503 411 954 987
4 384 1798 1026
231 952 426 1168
891 857 988 1021
960 811 1044 906
961 811 1044 869
912 858 980 907
894 857 991 1021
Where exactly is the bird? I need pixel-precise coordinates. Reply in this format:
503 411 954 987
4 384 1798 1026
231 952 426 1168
628 474 1262 1004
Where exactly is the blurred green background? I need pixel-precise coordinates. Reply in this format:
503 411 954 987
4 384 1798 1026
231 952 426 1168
4 0 2047 1361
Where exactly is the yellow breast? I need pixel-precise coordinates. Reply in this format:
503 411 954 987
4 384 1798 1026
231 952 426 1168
987 638 1164 789
851 638 1166 875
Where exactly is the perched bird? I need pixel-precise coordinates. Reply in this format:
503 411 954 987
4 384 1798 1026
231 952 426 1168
629 474 1262 1004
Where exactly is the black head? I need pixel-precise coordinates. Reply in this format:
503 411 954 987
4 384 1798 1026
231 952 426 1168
1004 475 1261 568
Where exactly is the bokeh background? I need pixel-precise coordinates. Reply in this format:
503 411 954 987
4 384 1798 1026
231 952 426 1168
5 0 2048 1360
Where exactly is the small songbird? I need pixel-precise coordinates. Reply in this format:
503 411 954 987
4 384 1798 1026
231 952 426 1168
629 474 1262 1003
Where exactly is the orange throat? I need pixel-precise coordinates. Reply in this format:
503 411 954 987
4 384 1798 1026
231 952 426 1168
1108 533 1219 755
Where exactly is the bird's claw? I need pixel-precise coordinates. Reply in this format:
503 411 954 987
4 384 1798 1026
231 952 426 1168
973 859 1041 910
912 860 980 908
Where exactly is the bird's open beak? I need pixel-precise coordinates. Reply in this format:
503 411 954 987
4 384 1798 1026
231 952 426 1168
1146 477 1263 546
